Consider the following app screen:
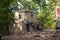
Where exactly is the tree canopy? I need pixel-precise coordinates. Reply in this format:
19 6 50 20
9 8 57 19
0 0 14 36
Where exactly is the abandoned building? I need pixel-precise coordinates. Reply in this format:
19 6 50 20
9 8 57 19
9 10 41 34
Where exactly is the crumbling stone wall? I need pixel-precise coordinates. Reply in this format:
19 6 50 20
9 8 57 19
9 10 41 34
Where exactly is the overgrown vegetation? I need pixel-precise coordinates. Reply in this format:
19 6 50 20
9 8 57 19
0 0 14 36
12 0 56 29
0 0 59 36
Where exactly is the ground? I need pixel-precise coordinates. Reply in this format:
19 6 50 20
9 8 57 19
2 30 60 40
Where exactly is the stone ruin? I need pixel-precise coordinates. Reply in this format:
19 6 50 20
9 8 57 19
9 10 41 34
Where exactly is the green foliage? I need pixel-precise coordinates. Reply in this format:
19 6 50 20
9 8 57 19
36 0 56 29
0 0 14 36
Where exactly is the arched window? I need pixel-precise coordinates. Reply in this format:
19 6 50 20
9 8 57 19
19 14 21 19
31 14 33 17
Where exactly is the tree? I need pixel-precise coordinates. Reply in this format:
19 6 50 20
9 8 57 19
0 0 57 36
36 0 56 29
0 0 14 36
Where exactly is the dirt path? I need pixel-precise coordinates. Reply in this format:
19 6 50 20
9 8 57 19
2 31 60 40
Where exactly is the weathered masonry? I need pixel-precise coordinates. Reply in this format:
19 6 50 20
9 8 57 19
9 10 41 34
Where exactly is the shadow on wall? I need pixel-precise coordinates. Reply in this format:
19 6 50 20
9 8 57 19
25 22 42 32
